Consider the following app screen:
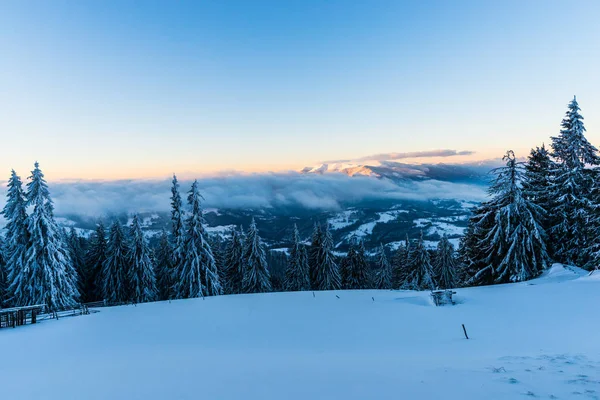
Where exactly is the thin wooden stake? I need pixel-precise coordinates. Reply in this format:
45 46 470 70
312 292 315 298
462 324 469 339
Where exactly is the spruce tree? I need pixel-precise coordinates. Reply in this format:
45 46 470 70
223 227 245 294
84 222 107 302
154 229 174 300
2 170 29 307
67 228 86 297
170 174 186 274
127 215 158 303
550 96 599 265
374 244 392 289
435 235 457 289
174 180 222 299
16 163 80 309
308 223 323 289
406 231 435 290
522 145 554 229
342 239 370 289
101 220 130 303
391 235 411 289
466 151 549 285
242 218 271 293
284 224 310 291
313 224 341 290
0 238 6 307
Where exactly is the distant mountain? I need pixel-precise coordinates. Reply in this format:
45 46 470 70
301 160 501 184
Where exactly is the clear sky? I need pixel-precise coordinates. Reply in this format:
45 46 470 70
1 0 599 179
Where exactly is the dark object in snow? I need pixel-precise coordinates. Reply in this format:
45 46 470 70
431 289 456 306
0 304 45 328
462 323 469 339
335 295 340 299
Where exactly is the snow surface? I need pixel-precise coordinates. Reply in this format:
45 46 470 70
1 265 599 400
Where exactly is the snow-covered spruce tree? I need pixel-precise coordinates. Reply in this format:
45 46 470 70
101 220 131 303
405 231 435 291
391 235 411 289
0 238 6 307
284 224 310 291
308 223 323 289
550 97 600 266
242 218 271 293
127 215 158 303
2 170 29 307
313 224 341 291
154 229 174 300
83 222 107 302
342 239 371 289
210 235 226 282
223 227 245 294
435 235 457 289
467 151 549 285
174 180 222 299
17 163 80 309
374 244 392 289
67 228 86 296
522 145 554 229
170 174 186 277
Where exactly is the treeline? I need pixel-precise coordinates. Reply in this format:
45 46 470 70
0 96 597 310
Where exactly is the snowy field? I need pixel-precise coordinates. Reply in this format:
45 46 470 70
1 265 599 400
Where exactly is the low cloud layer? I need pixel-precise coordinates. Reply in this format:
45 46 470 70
0 172 487 218
325 149 475 164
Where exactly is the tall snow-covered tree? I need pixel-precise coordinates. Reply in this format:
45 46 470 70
435 235 457 289
392 235 411 289
173 180 222 299
2 170 29 307
312 224 341 291
101 220 131 303
342 239 370 289
406 231 435 291
170 174 186 271
154 229 174 300
67 228 86 296
223 227 245 294
308 223 323 289
466 151 549 285
550 96 600 265
284 224 310 291
374 244 392 289
127 215 157 303
522 145 554 228
83 222 107 302
242 218 271 293
15 163 80 309
0 238 6 307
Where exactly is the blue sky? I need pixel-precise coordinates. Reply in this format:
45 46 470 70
1 0 599 179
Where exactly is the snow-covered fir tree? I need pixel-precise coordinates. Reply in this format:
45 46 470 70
223 227 245 294
1 170 29 307
83 222 107 302
170 174 186 274
550 96 600 266
154 229 174 300
342 238 370 289
67 228 86 296
127 215 158 303
373 244 392 289
465 151 549 285
241 218 271 293
308 223 323 289
522 144 554 230
391 235 411 289
405 231 435 291
284 224 310 291
210 236 226 283
101 220 131 303
312 224 341 291
434 235 457 289
173 180 222 298
0 238 6 307
17 163 80 309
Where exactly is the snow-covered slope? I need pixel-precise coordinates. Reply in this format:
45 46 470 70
2 265 599 400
